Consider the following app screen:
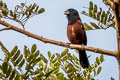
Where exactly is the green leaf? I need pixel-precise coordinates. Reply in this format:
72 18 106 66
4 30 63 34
21 3 25 7
35 57 41 63
100 54 104 62
2 8 8 16
104 14 107 24
0 1 3 7
96 57 100 65
72 54 78 61
2 62 8 74
93 69 96 76
107 10 110 14
51 54 55 60
43 64 47 72
31 3 36 10
68 72 74 78
74 49 79 53
56 53 61 62
111 77 115 80
88 65 93 72
27 54 35 62
67 69 72 73
24 46 28 59
45 70 54 77
10 10 14 17
37 71 44 77
9 70 15 80
52 58 57 63
99 8 102 15
111 16 114 21
63 55 69 61
38 8 45 14
90 22 100 29
75 77 80 80
38 60 43 68
35 50 39 57
108 14 112 22
61 66 67 73
63 55 68 61
3 3 7 9
56 73 64 78
48 51 51 59
25 64 30 70
27 54 34 62
50 62 54 69
92 12 96 19
54 62 60 69
14 74 20 80
35 6 39 12
96 12 100 21
89 9 92 17
68 63 75 71
95 63 98 68
31 44 37 53
0 41 9 54
6 65 12 78
11 46 18 57
15 55 23 66
83 70 87 77
40 54 48 64
81 11 88 16
29 57 36 65
46 67 50 73
97 67 102 75
12 50 20 61
101 11 105 23
18 59 25 69
93 4 97 13
13 13 16 20
89 1 93 10
83 23 93 30
88 74 91 79
61 48 68 57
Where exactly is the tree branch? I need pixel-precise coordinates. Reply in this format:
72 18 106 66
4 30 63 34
112 2 120 80
0 26 11 31
104 0 120 79
0 20 117 57
104 0 114 8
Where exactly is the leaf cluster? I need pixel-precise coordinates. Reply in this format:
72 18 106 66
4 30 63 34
82 1 115 30
0 1 45 29
0 42 104 80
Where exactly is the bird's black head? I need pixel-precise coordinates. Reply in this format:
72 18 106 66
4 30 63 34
64 8 80 25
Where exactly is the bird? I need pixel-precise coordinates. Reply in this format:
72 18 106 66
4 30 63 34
64 8 90 68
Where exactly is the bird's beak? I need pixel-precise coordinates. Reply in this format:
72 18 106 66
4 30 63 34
64 10 70 15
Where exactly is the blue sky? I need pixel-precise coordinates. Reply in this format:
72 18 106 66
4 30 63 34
0 0 118 80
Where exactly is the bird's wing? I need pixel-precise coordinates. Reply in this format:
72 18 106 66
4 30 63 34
72 19 87 45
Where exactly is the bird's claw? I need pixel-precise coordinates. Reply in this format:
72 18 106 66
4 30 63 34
81 44 84 51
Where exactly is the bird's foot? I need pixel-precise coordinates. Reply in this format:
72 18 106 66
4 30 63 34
81 44 85 51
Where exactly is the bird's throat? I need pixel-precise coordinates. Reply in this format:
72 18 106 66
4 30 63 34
67 16 79 25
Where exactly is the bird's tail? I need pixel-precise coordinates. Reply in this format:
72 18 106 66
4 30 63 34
79 50 89 68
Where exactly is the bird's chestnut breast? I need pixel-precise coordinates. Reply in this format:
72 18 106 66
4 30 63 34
67 20 86 44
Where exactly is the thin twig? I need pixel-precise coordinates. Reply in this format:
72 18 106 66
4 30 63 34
0 26 11 31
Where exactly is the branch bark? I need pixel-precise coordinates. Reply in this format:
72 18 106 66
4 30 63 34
0 20 117 57
113 3 120 80
104 0 120 79
104 0 113 8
